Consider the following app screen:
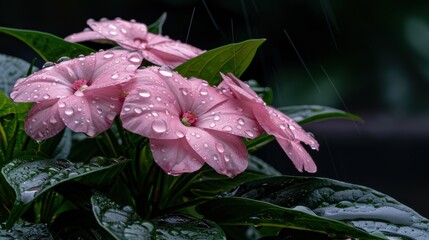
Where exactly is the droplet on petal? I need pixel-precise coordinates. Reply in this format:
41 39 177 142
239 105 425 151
158 66 173 77
222 125 232 132
139 90 151 98
199 89 208 96
245 130 254 137
65 107 74 116
238 118 245 125
215 142 225 153
151 119 168 133
175 130 185 138
103 52 115 59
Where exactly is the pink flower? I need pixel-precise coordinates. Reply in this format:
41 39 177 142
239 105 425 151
120 67 263 177
65 18 205 68
219 73 319 173
10 50 142 140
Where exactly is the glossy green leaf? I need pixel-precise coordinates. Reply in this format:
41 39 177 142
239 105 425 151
0 54 37 95
154 215 226 240
0 221 53 239
148 12 167 34
219 176 429 240
175 39 265 85
278 105 362 125
1 156 128 227
247 155 281 176
91 193 155 239
246 105 361 152
198 197 383 240
0 27 94 62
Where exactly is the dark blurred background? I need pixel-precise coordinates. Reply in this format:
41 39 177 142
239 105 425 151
1 1 428 216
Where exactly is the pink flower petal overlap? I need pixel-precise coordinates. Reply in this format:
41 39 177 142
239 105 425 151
10 50 142 140
219 72 319 173
121 66 262 177
65 18 205 68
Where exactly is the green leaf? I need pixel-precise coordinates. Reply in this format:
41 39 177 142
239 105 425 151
246 155 281 176
175 39 265 85
148 12 167 34
278 105 362 125
91 193 155 239
0 53 38 95
198 197 383 240
0 27 94 62
218 176 429 240
154 215 226 240
0 220 53 239
246 105 361 152
1 156 128 227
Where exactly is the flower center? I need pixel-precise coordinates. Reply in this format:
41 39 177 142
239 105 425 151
72 79 89 92
181 111 197 126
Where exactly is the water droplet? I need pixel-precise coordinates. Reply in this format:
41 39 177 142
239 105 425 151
74 91 84 97
139 91 151 98
213 155 219 161
123 106 131 112
245 130 254 137
42 94 50 99
289 125 296 130
57 56 70 63
42 62 55 69
129 56 141 63
214 115 220 121
175 130 184 138
222 125 232 132
181 88 190 96
107 112 116 120
152 119 168 133
203 143 208 148
215 142 225 153
238 118 245 125
111 73 119 79
103 52 115 59
224 153 231 162
156 96 162 101
279 124 286 130
209 122 216 128
134 107 142 114
65 107 74 116
58 102 65 108
49 117 57 124
199 89 208 96
158 66 173 77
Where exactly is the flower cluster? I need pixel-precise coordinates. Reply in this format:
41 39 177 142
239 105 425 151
10 18 318 177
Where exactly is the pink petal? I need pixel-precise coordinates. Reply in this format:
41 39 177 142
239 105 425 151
219 72 261 101
87 18 148 50
150 138 205 175
120 68 187 139
277 138 317 173
65 30 106 43
197 98 263 139
186 127 248 177
89 50 142 89
25 99 65 140
266 107 319 150
57 86 123 136
144 33 205 67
